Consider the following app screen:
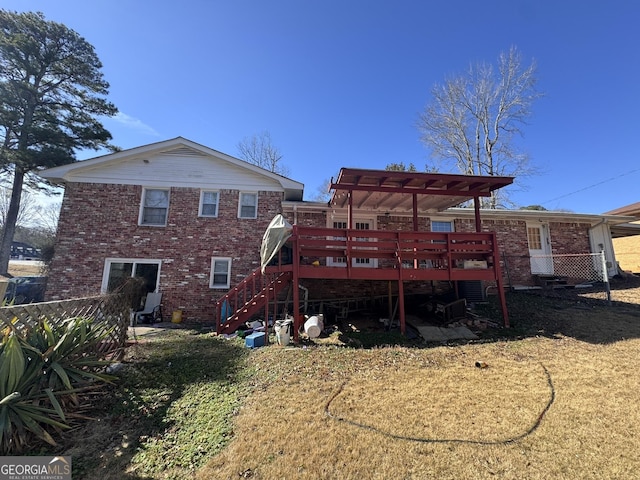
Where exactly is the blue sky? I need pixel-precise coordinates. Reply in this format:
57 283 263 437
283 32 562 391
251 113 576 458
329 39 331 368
5 0 640 214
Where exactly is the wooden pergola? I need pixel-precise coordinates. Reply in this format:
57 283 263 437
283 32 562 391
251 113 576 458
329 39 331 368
328 168 514 232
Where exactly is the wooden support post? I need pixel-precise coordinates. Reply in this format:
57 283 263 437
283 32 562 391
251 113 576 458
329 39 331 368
292 229 301 341
398 278 406 335
474 196 481 232
264 276 270 345
388 281 393 321
491 233 510 328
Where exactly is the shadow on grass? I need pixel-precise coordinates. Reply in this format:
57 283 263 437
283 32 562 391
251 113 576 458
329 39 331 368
337 277 640 349
473 285 640 345
54 329 250 479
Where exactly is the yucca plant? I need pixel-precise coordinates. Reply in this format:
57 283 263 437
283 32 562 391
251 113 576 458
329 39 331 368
0 317 116 454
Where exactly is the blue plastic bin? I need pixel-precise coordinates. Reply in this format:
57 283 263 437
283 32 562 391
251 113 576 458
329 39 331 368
245 332 266 348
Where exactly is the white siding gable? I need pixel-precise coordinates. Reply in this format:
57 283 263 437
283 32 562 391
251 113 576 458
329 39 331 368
62 145 284 192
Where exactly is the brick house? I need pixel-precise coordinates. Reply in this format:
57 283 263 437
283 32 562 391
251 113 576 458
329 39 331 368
40 137 303 322
41 138 632 324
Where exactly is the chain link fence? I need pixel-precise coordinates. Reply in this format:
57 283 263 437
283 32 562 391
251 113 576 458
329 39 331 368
503 251 612 303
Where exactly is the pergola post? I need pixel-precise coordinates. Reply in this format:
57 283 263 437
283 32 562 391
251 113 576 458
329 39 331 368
474 196 482 232
398 276 406 335
292 226 301 341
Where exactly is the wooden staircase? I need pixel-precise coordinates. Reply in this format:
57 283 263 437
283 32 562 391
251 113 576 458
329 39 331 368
215 267 292 334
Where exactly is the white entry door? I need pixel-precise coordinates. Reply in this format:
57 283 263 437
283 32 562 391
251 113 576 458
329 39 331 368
526 223 553 274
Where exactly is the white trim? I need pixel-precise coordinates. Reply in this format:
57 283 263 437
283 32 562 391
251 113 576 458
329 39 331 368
210 257 232 289
139 187 170 226
199 190 220 218
238 192 258 219
101 258 162 294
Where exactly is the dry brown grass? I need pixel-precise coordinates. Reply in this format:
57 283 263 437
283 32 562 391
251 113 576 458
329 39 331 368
7 260 45 277
198 288 640 480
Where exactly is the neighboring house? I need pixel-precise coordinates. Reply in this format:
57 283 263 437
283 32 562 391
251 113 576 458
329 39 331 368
40 138 633 324
604 202 640 273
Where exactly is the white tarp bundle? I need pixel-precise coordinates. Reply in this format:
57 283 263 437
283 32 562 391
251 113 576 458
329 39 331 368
260 214 293 273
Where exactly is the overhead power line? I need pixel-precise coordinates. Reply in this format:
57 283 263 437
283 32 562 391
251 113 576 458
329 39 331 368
541 168 640 205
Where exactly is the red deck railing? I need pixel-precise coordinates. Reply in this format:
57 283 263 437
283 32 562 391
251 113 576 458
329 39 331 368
285 226 502 282
217 225 509 336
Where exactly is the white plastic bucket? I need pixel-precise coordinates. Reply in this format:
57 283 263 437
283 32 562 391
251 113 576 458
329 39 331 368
274 319 293 346
304 314 324 339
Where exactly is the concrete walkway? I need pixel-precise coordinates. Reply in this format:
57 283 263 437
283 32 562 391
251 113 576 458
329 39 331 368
128 321 187 338
415 325 478 342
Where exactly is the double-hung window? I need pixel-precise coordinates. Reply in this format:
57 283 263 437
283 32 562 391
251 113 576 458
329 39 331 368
210 257 232 288
140 188 169 226
238 192 258 219
199 190 219 217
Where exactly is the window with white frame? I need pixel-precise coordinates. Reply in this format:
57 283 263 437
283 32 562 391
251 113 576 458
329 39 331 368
210 257 232 288
102 258 161 294
431 220 454 233
327 219 376 267
238 192 258 219
199 190 219 217
330 220 348 265
429 220 454 257
140 188 169 226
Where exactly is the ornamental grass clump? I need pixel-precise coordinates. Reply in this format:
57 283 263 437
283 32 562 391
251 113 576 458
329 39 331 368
0 317 115 454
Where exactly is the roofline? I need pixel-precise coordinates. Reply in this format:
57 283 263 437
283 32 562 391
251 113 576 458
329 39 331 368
39 136 304 192
604 201 640 217
445 208 636 225
282 201 635 224
333 167 514 186
610 222 640 238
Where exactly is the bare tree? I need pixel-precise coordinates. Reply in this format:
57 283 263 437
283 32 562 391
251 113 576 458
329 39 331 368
308 178 333 202
0 187 39 229
236 131 289 177
417 46 543 207
33 201 61 234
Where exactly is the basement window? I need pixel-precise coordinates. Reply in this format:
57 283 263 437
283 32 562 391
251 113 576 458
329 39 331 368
210 257 232 289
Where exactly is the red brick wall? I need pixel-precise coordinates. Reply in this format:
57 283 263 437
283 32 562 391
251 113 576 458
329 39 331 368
47 183 284 322
457 218 593 285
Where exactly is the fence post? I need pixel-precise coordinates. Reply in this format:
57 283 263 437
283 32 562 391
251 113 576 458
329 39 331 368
601 251 611 305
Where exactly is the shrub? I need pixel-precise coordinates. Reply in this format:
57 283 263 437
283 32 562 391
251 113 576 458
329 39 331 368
0 317 115 454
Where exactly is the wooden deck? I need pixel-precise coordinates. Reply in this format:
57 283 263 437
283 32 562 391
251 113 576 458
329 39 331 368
272 225 509 337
